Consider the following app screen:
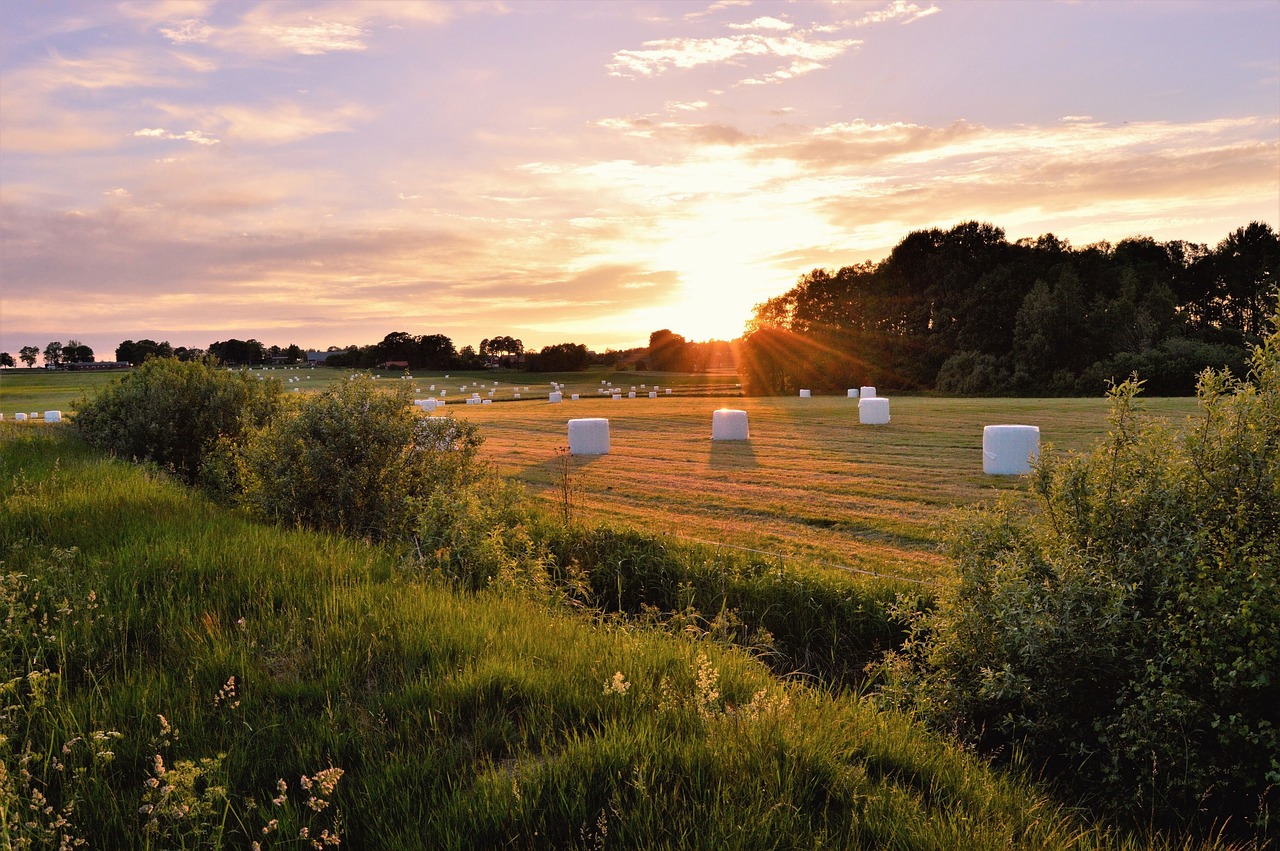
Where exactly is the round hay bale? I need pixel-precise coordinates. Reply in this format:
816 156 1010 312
860 386 876 399
983 425 1040 475
799 389 811 398
711 409 749 441
568 418 610 455
858 397 890 425
44 411 62 423
549 392 563 403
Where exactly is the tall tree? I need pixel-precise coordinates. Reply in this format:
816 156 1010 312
18 346 38 368
43 341 63 367
0 352 15 368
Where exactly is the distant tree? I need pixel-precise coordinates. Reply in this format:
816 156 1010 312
483 335 524 366
526 342 589 372
0 352 14 368
208 339 266 365
63 339 94 364
647 329 691 371
43 341 63 367
173 346 207 362
19 346 38 368
456 345 484 370
375 331 416 365
116 339 174 366
415 334 457 369
283 344 304 363
1204 222 1279 337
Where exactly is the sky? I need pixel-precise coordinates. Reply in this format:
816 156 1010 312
1 0 1278 360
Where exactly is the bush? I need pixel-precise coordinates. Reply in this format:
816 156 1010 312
72 357 281 484
235 376 484 542
880 318 1279 837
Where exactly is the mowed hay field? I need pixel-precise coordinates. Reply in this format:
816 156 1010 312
3 366 1201 585
453 393 1201 585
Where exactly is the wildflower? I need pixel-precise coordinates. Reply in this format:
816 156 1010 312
272 778 288 806
603 671 630 696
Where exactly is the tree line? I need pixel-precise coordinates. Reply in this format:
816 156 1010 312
739 220 1278 396
3 340 98 369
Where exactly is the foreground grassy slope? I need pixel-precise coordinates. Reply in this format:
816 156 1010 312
2 425 1158 849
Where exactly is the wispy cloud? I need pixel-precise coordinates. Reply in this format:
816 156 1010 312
257 20 368 55
159 18 214 44
608 32 858 80
133 127 220 145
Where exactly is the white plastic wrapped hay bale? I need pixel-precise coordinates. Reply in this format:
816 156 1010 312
665 388 672 394
570 394 580 401
648 391 657 398
847 389 857 398
568 418 610 455
549 391 562 403
482 399 492 405
983 425 1040 475
799 389 811 398
628 391 636 398
15 413 28 422
858 397 890 425
44 411 62 423
860 386 876 399
711 409 749 441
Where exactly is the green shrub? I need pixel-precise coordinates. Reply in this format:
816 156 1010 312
72 357 281 484
235 376 484 542
881 318 1279 837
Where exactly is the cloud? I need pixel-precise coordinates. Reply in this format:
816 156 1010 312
850 1 940 27
133 127 220 145
257 20 368 55
728 17 794 31
180 2 478 59
0 49 197 153
142 100 370 145
159 18 214 44
608 32 859 80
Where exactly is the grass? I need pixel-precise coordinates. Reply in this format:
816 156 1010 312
3 366 1199 586
451 394 1200 584
0 369 130 417
1 423 1212 849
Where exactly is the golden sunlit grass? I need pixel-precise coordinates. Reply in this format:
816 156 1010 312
454 394 1201 584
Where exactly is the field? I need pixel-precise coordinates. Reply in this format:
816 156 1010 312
0 367 1247 847
0 424 1212 850
1 365 1200 585
453 394 1199 584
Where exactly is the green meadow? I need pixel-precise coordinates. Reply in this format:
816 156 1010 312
2 423 1219 850
0 366 1237 848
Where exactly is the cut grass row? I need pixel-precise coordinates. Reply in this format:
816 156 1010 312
0 425 1201 848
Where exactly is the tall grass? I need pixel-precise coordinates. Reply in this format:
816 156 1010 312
1 424 1209 849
